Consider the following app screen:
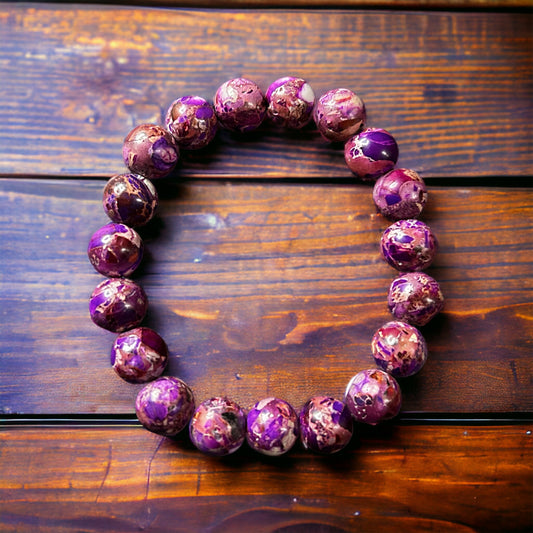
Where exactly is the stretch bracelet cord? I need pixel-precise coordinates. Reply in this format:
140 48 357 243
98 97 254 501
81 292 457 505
87 76 444 457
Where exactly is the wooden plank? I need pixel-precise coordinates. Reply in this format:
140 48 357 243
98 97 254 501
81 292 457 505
0 178 531 415
0 6 531 179
0 425 531 532
99 1 533 9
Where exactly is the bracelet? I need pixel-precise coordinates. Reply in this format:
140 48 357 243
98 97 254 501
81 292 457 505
87 77 444 457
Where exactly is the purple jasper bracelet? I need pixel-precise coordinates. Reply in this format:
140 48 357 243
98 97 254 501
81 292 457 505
87 77 444 457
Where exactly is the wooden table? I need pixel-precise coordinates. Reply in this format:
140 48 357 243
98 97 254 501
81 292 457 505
1 1 532 531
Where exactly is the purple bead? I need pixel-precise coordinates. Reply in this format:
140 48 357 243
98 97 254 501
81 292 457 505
381 219 438 272
135 376 195 437
344 128 399 181
371 321 428 378
111 327 168 383
345 369 402 425
123 124 179 180
299 396 353 454
214 78 266 132
373 168 428 220
89 278 148 333
388 272 444 326
87 223 143 277
165 96 218 150
189 397 246 456
246 397 299 456
103 173 158 227
265 76 315 129
313 88 366 142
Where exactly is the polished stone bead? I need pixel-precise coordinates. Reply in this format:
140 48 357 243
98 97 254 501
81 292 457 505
380 219 438 272
111 327 168 383
135 376 195 437
299 396 353 454
313 88 365 142
344 369 402 425
214 78 266 132
123 124 179 180
266 76 315 129
165 96 218 150
371 321 428 378
89 278 148 333
103 173 158 227
388 272 444 326
344 128 399 181
87 223 143 277
189 397 246 456
373 168 428 220
246 397 299 456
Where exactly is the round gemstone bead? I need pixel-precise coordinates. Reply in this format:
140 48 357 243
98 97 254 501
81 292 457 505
345 369 402 425
135 376 195 437
299 396 353 454
103 173 158 228
165 95 218 150
189 397 246 456
373 168 428 220
214 78 266 132
123 124 179 180
371 321 428 378
344 128 399 181
388 272 444 326
313 88 366 142
380 219 438 272
89 278 148 333
246 397 299 456
111 327 168 383
87 223 143 277
265 76 315 129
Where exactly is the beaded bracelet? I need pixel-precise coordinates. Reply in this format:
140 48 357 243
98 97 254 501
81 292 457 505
87 77 444 457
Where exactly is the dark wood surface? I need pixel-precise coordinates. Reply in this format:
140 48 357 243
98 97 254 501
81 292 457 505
1 425 531 532
67 0 533 8
1 5 532 179
0 2 532 532
1 180 532 415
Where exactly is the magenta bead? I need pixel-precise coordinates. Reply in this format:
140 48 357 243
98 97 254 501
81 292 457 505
381 219 438 272
111 327 168 383
344 128 399 181
373 168 428 220
246 397 299 456
165 96 218 150
103 173 158 227
265 76 315 129
87 223 143 278
123 124 179 180
388 272 444 326
89 278 148 333
371 321 428 378
313 88 366 142
214 78 266 132
299 396 353 454
135 376 195 437
189 397 246 456
344 369 402 425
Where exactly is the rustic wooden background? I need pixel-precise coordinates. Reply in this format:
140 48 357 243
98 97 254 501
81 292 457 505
0 1 532 532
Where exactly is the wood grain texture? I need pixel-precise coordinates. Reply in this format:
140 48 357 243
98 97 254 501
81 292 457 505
0 6 532 178
0 425 531 532
1 178 531 415
1 1 531 529
89 0 533 9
